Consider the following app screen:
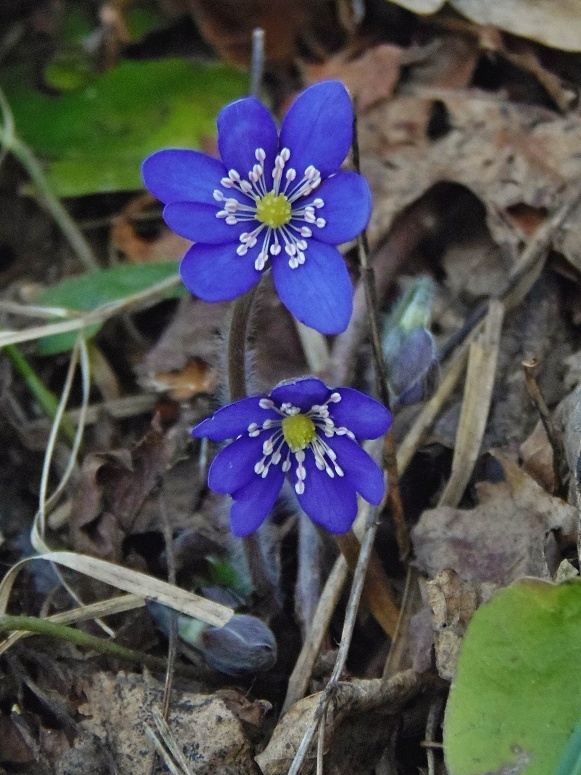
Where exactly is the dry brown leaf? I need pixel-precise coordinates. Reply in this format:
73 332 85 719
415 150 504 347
306 44 405 112
426 568 496 680
520 419 555 492
149 357 218 400
387 0 581 51
360 94 581 273
256 671 422 775
70 416 173 559
138 276 308 393
412 454 577 585
63 670 260 775
112 192 191 264
171 0 334 69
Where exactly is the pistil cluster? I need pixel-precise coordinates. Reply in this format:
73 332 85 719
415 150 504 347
249 392 351 494
214 147 326 271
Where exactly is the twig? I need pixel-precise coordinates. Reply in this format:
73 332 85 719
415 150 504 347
159 491 178 719
0 86 99 271
249 28 265 99
334 531 399 637
522 357 566 494
351 110 409 561
287 510 381 775
282 554 349 715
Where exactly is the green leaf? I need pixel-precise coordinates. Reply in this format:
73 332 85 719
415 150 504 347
1 58 248 196
557 718 581 775
444 578 581 775
36 262 183 355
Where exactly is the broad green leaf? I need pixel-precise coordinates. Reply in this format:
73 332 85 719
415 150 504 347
556 718 581 775
1 58 247 196
444 578 581 775
36 262 183 355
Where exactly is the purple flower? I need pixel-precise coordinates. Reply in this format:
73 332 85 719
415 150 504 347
193 377 391 536
142 80 372 334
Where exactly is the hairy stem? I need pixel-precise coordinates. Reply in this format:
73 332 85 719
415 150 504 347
226 288 281 612
0 615 202 679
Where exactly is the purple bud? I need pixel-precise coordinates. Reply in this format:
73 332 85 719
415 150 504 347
198 614 277 676
383 326 439 406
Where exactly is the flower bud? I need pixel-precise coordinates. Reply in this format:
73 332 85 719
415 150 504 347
382 277 439 406
148 602 276 676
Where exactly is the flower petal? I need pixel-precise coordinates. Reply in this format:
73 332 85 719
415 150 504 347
270 377 330 411
193 397 280 441
330 388 391 439
142 149 226 205
217 97 279 179
208 433 269 494
164 201 248 243
302 172 372 244
280 81 353 178
271 241 353 334
325 434 385 505
180 242 262 302
293 451 357 533
229 466 285 536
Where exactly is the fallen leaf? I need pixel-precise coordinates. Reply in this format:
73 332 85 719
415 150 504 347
426 568 496 680
412 454 577 585
360 92 581 274
256 671 422 775
112 192 192 264
149 357 218 401
519 419 555 493
70 415 173 560
387 0 581 51
307 44 405 112
69 670 261 774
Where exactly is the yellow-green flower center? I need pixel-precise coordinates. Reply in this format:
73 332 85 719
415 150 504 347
256 191 292 228
282 413 316 452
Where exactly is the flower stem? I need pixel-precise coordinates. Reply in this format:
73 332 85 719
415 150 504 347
226 288 258 402
351 111 410 561
226 288 281 611
4 343 77 444
0 614 202 679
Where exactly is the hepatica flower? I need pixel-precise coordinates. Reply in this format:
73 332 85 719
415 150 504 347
142 80 372 334
193 377 391 536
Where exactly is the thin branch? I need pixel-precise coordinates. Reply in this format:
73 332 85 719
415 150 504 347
352 109 410 561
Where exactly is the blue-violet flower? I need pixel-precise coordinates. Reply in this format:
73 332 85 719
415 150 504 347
193 377 391 536
142 80 372 334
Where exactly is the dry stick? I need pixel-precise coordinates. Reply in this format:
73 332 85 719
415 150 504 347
522 357 566 494
287 509 381 775
335 531 399 636
351 112 410 562
282 554 349 715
